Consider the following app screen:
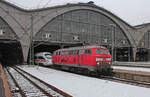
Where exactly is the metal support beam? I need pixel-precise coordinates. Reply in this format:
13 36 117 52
110 24 116 63
29 15 34 65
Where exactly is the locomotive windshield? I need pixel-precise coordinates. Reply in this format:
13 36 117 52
103 49 110 54
95 49 103 54
95 49 110 54
45 54 52 59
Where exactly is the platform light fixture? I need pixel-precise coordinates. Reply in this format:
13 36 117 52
0 29 4 35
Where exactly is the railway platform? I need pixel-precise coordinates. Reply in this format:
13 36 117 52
113 61 150 66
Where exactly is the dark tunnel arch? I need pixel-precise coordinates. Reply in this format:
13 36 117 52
0 16 23 65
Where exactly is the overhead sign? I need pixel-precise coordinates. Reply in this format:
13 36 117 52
73 35 79 41
45 33 51 38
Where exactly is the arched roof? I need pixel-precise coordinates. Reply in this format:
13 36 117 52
31 3 135 47
0 0 136 47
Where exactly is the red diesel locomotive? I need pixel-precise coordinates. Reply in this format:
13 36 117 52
52 45 112 75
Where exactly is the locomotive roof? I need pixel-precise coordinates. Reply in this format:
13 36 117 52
55 45 106 52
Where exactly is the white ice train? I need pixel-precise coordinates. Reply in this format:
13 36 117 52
34 52 52 66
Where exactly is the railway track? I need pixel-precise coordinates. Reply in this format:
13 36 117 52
101 75 150 88
103 69 150 88
5 66 72 97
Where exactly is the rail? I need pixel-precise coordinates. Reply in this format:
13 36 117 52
111 69 150 88
15 66 73 97
5 66 72 97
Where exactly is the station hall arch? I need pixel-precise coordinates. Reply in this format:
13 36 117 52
34 9 133 61
137 30 150 61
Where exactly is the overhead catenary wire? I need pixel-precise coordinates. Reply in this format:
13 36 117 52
42 0 53 8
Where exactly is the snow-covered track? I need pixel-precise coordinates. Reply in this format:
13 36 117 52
6 66 72 97
6 67 27 97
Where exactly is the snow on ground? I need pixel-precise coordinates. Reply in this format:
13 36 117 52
20 65 150 97
113 66 150 73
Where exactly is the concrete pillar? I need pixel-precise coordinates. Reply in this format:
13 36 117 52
132 47 137 62
20 34 30 64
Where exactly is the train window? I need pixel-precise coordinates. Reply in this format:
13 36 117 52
56 52 59 55
64 51 68 55
61 51 65 55
69 51 73 55
73 50 79 55
38 56 45 59
95 49 103 54
72 51 75 54
85 49 91 54
103 49 110 54
79 50 84 54
68 51 71 55
45 54 51 59
76 50 79 54
59 52 61 55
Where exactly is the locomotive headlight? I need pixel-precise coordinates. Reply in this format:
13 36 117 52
105 58 111 61
96 58 103 61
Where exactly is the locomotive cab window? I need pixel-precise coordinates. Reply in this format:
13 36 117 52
79 50 84 54
95 49 103 54
103 49 110 54
73 50 79 55
38 56 45 59
59 51 61 55
85 49 91 54
45 54 51 59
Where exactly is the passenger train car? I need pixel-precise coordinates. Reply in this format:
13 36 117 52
34 52 52 66
52 45 112 75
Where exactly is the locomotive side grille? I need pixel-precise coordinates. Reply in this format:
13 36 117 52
103 62 108 65
98 62 110 65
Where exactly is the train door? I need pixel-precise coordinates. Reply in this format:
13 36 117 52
79 49 92 65
79 49 84 65
84 49 92 65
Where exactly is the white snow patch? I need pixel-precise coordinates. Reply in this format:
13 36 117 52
20 65 150 97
